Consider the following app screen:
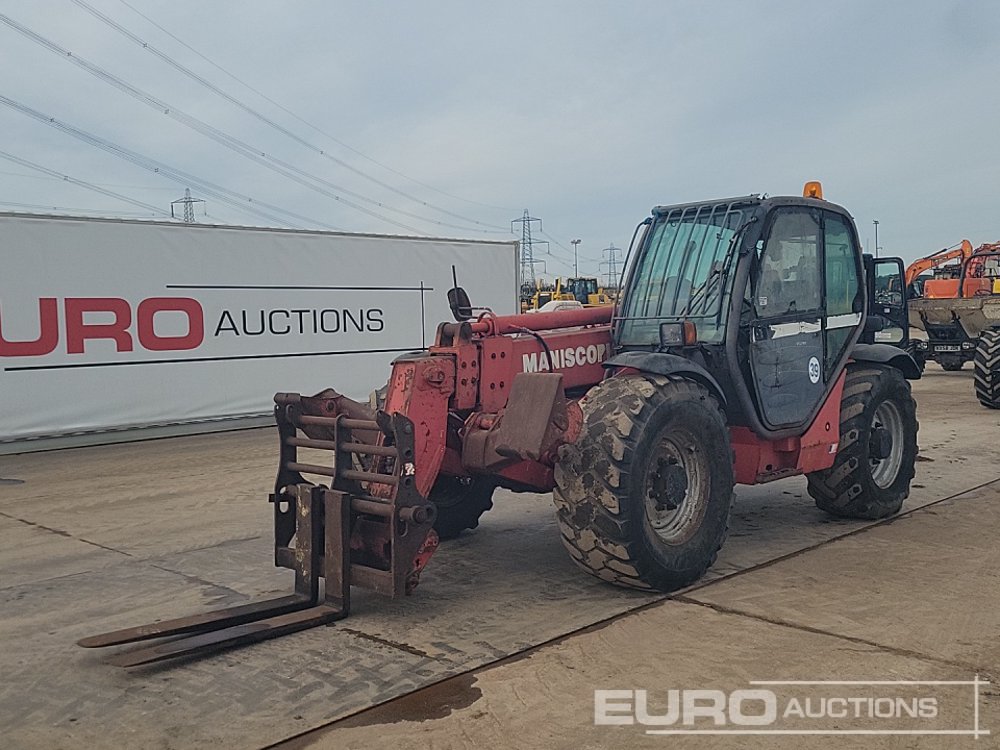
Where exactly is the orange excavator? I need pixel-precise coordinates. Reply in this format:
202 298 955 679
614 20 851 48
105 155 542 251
904 240 973 297
921 243 1000 300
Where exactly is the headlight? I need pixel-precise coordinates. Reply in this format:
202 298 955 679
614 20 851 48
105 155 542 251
659 321 697 347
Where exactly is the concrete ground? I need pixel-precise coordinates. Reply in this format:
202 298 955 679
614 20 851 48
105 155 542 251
0 364 998 749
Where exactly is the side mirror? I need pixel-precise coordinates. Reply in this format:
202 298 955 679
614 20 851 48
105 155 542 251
863 314 887 337
448 286 473 322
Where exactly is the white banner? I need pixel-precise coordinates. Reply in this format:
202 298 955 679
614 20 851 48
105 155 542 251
0 213 518 445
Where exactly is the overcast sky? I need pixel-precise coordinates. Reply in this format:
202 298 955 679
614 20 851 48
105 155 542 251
2 0 998 277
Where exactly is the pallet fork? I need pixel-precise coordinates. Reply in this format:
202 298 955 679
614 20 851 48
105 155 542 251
78 393 438 667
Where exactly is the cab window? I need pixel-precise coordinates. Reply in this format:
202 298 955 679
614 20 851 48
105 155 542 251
824 213 861 316
823 212 863 375
755 210 821 317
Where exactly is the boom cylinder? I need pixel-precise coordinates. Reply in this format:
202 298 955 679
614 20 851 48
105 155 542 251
445 305 613 339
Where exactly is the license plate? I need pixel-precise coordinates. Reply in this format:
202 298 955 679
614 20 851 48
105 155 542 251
934 345 961 352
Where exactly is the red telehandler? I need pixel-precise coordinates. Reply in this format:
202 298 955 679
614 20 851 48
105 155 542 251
81 183 920 666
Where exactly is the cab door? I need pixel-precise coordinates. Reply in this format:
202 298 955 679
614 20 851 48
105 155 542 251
865 256 908 345
747 208 863 429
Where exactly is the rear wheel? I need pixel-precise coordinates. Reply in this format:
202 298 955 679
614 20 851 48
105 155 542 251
553 374 733 591
939 355 965 371
429 476 495 540
974 329 1000 409
807 365 917 519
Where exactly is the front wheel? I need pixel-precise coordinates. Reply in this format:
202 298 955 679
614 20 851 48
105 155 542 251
554 374 734 591
807 365 918 519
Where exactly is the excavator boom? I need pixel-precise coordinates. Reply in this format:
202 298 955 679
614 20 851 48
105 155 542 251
904 240 974 287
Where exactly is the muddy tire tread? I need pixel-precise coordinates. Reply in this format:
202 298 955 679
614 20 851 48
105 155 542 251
553 374 731 591
807 364 918 519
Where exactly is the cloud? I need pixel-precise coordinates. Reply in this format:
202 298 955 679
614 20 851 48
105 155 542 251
0 0 998 272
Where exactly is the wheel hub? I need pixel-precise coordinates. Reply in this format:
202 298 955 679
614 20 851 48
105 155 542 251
868 425 893 461
869 400 905 489
649 458 688 512
643 436 706 545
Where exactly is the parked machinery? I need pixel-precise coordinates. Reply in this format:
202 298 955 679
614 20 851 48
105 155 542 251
521 280 556 312
81 183 920 666
909 244 1000 373
904 240 974 299
554 276 613 306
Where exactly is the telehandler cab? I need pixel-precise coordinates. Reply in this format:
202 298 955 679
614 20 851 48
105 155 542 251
81 182 919 666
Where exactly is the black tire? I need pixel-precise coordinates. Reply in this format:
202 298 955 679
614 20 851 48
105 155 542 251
807 364 918 519
429 475 495 540
974 330 1000 409
939 355 965 371
553 374 733 591
375 379 497 539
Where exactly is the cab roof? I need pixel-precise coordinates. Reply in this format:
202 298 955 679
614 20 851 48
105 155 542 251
651 194 853 220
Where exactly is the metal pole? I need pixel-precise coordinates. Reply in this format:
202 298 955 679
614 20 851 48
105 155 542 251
873 219 880 258
571 239 581 277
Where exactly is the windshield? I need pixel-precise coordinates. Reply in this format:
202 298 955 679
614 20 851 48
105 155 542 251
567 278 597 301
617 202 750 345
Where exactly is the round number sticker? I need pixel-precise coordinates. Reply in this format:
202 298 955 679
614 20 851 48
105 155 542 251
808 356 821 384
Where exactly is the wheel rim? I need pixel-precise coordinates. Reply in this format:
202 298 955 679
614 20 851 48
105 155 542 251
869 400 904 489
643 433 707 545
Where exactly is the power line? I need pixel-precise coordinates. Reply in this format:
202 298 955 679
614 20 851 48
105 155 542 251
0 167 177 190
112 0 516 214
0 150 172 217
509 218 606 276
540 229 588 260
0 13 450 235
0 200 160 217
0 94 343 230
543 253 576 274
538 227 603 269
2 13 505 235
70 0 510 231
